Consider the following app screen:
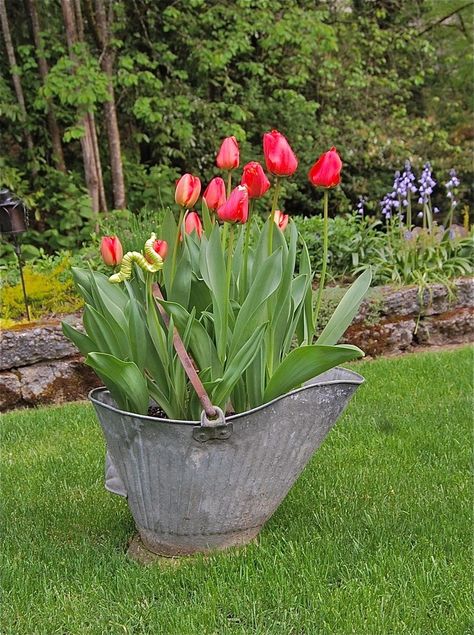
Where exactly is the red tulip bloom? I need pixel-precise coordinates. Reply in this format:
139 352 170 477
308 147 342 188
241 161 271 198
184 211 203 238
175 173 201 208
147 239 168 262
274 210 289 231
203 177 227 211
216 136 239 170
100 236 123 266
263 130 298 177
217 185 249 224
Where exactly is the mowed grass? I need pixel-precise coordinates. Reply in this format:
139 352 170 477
2 347 472 635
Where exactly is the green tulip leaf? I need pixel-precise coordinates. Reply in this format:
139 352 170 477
86 352 149 414
316 268 372 346
263 344 364 403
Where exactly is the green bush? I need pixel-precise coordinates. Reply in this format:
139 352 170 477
0 252 85 325
293 214 383 282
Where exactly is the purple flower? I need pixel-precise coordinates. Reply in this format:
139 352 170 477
418 162 437 205
396 161 417 206
445 169 460 208
356 196 367 216
380 160 418 219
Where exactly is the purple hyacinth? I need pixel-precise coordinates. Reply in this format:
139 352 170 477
445 169 460 208
356 196 367 216
380 170 403 218
395 160 417 207
418 162 437 205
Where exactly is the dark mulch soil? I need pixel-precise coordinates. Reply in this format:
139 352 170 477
147 405 169 419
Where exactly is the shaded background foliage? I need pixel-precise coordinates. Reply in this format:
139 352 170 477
0 0 472 255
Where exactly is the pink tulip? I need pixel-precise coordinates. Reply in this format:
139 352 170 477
274 210 289 231
100 236 123 266
203 177 227 211
263 130 298 177
308 147 342 188
217 185 249 224
175 174 201 208
184 211 203 238
241 161 271 199
149 239 168 261
216 136 239 170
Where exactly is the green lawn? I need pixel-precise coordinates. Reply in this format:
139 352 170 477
2 348 472 635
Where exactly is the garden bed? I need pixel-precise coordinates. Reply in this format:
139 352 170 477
1 278 472 411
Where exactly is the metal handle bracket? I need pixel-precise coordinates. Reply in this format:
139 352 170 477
193 407 232 442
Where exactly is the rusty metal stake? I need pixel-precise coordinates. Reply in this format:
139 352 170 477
151 283 217 420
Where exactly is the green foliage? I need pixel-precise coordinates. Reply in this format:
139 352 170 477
355 225 473 290
0 0 472 240
294 214 383 281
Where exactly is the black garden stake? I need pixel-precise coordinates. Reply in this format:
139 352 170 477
0 188 31 320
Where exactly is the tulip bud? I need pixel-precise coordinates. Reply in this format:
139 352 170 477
274 210 289 231
100 236 123 266
263 130 298 177
241 161 271 199
308 147 342 188
184 211 203 238
175 174 201 208
203 177 227 211
217 185 249 224
216 136 239 170
146 239 168 262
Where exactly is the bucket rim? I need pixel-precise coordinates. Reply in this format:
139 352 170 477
88 366 364 426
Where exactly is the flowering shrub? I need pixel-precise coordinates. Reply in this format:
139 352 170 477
63 132 372 419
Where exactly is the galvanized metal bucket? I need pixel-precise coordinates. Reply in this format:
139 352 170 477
90 367 364 556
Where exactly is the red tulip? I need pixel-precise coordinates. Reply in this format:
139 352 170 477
100 236 123 266
274 210 289 231
147 239 168 262
308 147 342 188
175 173 201 208
217 185 249 224
241 161 271 199
184 211 203 238
263 130 298 177
203 177 227 211
216 136 239 170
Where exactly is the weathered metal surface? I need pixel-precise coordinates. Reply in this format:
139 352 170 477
90 367 364 556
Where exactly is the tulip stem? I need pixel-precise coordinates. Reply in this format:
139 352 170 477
226 223 235 295
226 171 232 197
223 222 235 360
241 199 254 301
170 207 184 286
268 177 281 256
313 189 329 336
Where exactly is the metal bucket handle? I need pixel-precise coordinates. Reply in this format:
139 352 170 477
152 283 225 437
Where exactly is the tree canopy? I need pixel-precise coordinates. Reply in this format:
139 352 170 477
1 0 472 252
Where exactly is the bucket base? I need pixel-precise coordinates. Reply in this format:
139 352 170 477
137 524 262 557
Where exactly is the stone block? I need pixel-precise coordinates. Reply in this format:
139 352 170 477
18 357 102 405
0 371 22 410
416 307 474 346
343 318 416 357
0 315 83 370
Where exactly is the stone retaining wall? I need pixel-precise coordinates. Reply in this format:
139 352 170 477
1 278 472 411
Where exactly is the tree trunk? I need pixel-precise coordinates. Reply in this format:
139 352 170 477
0 0 36 171
93 0 126 209
26 0 66 173
60 0 107 213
